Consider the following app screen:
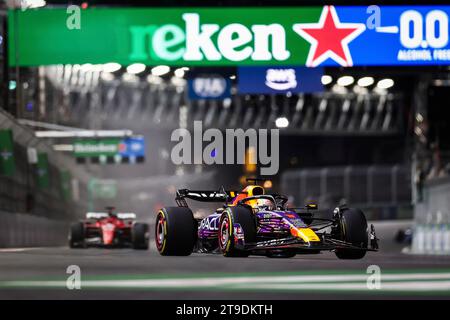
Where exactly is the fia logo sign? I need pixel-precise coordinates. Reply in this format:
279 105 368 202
192 75 228 98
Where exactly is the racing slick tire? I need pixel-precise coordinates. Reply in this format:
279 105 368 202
218 206 256 257
69 222 85 248
335 208 368 260
132 223 149 250
155 207 197 256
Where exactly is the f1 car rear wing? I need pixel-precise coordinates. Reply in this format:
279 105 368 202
85 212 136 220
86 212 108 219
175 188 239 207
117 213 136 220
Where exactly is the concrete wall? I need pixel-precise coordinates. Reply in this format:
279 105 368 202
0 211 69 247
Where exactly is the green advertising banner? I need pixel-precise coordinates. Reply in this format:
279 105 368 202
8 7 318 66
11 6 450 67
73 139 121 157
60 170 72 201
36 153 49 189
0 129 15 176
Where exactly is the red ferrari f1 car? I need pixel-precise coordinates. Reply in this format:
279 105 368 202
69 207 149 249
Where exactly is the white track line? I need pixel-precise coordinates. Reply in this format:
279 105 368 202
237 281 450 292
0 248 42 253
4 273 450 292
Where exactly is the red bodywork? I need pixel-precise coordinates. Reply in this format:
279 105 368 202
85 216 133 246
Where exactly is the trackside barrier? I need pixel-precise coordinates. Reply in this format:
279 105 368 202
412 223 450 255
412 176 450 255
280 165 412 219
0 211 69 247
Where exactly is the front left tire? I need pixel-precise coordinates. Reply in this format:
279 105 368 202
334 208 368 260
218 205 256 257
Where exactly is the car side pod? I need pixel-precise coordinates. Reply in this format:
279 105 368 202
290 227 321 243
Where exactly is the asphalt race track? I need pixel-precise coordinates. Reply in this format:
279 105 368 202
1 241 450 299
0 220 448 299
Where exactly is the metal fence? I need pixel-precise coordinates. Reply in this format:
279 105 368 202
281 165 412 218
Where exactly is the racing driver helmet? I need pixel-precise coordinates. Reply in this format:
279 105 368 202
106 206 117 218
254 198 273 210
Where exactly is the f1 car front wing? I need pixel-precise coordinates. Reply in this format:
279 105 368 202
243 236 378 252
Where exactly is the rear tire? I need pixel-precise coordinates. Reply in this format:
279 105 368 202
218 206 256 257
155 207 197 256
335 208 368 260
132 223 149 250
69 222 85 248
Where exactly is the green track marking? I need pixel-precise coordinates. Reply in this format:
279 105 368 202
1 269 450 295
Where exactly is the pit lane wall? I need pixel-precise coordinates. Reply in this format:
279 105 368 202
412 176 450 255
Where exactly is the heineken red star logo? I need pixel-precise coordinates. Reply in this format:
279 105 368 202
293 6 366 67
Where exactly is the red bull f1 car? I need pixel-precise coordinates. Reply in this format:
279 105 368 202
155 180 379 259
69 207 149 249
